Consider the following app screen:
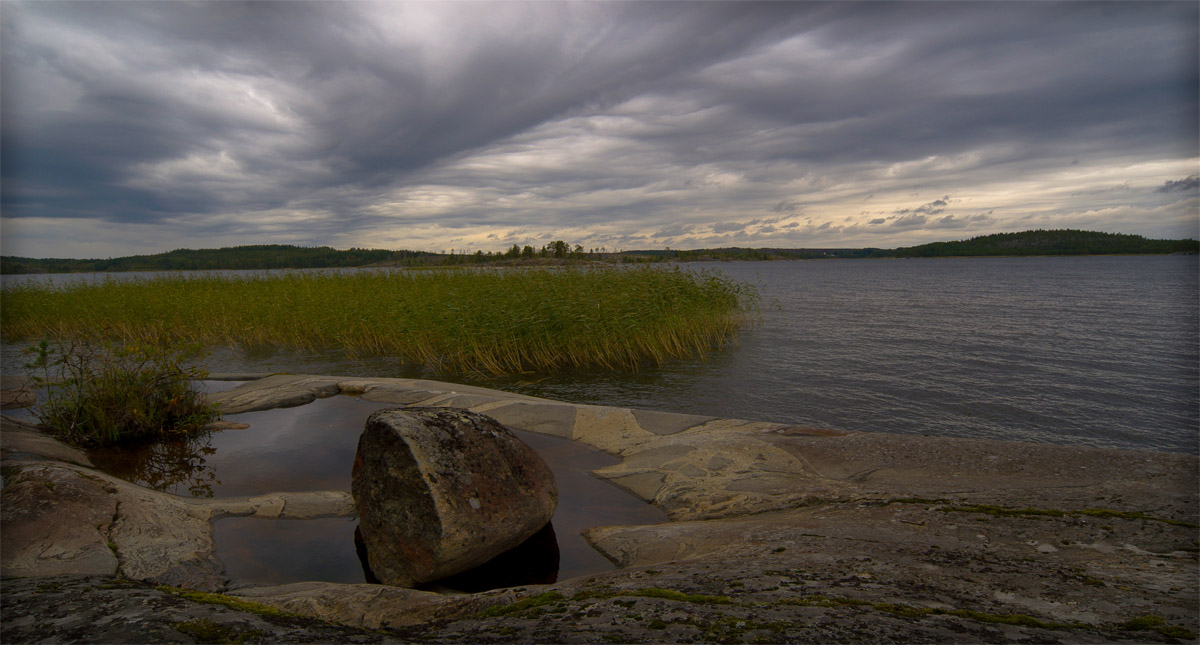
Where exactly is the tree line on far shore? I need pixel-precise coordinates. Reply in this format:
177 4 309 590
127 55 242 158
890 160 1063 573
884 229 1199 258
2 229 1196 274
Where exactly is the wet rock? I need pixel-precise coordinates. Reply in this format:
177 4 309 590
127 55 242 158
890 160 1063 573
0 459 225 589
203 420 250 431
0 464 119 577
205 374 342 413
1 417 93 466
3 374 1197 643
351 407 557 587
0 387 35 410
1 575 399 644
0 375 34 410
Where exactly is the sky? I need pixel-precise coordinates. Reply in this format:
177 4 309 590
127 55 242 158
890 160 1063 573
1 1 1197 259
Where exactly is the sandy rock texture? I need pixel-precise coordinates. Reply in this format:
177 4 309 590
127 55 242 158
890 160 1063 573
2 373 1196 643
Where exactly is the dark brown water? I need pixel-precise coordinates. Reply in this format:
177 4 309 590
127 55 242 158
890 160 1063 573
88 392 665 586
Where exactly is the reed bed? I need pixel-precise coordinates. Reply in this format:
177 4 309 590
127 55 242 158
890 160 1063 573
1 266 758 375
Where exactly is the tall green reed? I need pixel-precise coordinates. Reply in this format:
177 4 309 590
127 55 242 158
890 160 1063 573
2 266 758 375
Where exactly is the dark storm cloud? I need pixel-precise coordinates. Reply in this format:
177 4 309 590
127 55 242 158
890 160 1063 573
2 1 801 222
1 1 1196 256
711 221 748 234
930 214 993 230
895 196 951 217
888 214 928 231
652 223 695 239
1156 174 1200 193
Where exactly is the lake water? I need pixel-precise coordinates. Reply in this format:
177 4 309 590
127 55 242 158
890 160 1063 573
4 255 1197 454
481 255 1200 455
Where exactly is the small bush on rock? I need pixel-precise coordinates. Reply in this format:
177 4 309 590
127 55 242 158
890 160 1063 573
24 337 218 446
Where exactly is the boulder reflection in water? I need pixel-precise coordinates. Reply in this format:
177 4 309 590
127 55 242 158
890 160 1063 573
355 522 560 592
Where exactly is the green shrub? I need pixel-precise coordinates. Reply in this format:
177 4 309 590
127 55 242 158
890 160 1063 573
24 337 218 446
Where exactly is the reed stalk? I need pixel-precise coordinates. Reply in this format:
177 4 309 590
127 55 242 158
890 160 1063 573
2 266 758 375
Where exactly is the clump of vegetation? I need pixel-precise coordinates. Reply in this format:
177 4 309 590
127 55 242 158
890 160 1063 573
156 587 297 619
3 266 758 375
1119 614 1196 640
23 337 218 447
171 618 265 644
479 591 565 617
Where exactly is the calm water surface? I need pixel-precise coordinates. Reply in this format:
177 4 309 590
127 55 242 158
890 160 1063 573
484 256 1199 454
4 255 1196 453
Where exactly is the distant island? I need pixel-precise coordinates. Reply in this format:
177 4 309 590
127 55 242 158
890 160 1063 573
1 229 1196 274
883 229 1199 259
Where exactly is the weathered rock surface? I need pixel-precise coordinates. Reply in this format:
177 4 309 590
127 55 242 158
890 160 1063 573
1 386 35 409
2 416 93 466
352 407 558 587
205 374 342 413
3 373 1197 643
204 373 549 415
0 416 356 591
0 575 399 644
0 373 35 410
1 456 224 588
230 580 517 630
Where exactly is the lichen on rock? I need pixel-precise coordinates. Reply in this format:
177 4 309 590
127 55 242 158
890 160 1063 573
351 406 557 587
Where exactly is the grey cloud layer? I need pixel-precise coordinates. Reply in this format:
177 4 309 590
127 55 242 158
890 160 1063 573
1 1 1196 255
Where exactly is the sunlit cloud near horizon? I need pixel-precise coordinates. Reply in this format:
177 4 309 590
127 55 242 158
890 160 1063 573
1 1 1197 258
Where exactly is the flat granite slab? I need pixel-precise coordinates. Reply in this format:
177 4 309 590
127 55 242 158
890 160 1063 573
3 374 1197 643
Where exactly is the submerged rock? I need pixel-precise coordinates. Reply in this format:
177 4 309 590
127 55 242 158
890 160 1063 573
0 387 34 410
351 407 557 587
0 375 34 410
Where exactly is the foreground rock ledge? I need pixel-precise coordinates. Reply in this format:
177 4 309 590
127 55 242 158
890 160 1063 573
2 373 1197 643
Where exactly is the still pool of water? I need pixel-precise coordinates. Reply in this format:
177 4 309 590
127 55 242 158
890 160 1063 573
84 392 665 587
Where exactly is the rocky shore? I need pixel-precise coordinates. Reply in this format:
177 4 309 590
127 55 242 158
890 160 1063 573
3 373 1197 643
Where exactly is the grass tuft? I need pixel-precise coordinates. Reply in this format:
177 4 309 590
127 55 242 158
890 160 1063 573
21 337 217 446
172 618 266 644
478 591 565 617
1119 615 1197 640
156 586 297 619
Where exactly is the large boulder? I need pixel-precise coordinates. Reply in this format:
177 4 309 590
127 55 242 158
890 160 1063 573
351 407 557 587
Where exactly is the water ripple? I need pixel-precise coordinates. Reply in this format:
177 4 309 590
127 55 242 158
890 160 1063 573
3 255 1194 454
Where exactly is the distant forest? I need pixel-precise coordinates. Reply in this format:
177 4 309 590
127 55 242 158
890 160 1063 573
0 245 431 274
884 229 1199 258
1 230 1195 274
